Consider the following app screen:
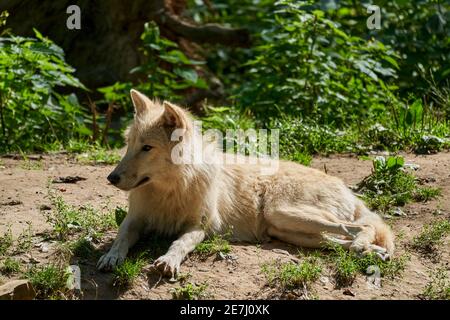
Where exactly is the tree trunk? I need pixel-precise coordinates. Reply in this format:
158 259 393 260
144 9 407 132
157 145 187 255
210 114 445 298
0 0 249 91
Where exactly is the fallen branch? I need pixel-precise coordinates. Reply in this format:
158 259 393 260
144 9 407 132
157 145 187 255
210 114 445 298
152 0 250 47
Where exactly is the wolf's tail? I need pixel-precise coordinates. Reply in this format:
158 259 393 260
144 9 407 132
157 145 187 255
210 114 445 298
354 202 395 255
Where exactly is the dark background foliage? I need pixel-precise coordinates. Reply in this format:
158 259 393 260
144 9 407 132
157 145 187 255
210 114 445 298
0 0 449 155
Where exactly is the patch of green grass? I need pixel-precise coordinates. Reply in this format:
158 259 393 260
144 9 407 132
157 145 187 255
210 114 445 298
328 246 359 287
113 256 146 287
412 219 450 253
69 238 100 260
19 151 43 170
0 257 21 275
114 206 127 227
44 194 116 241
66 140 121 165
76 148 121 165
285 151 312 166
261 256 322 291
171 282 209 300
421 266 450 300
195 233 231 258
26 264 71 299
272 117 357 157
20 159 43 170
0 227 13 256
327 243 409 287
357 156 441 214
413 187 442 202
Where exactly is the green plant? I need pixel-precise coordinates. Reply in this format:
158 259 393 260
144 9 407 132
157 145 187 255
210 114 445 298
19 153 44 170
114 206 127 227
412 219 450 253
0 257 21 275
0 22 90 153
99 22 208 114
14 222 33 254
26 264 71 299
0 11 9 35
271 116 357 157
113 256 146 287
0 226 13 256
414 187 442 202
45 194 115 241
237 0 399 123
321 0 450 97
357 156 441 214
421 266 450 300
171 282 209 300
69 238 99 260
326 242 408 287
195 233 231 258
262 258 322 291
75 147 121 165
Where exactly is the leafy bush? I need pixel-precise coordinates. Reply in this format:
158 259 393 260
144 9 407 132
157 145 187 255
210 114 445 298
0 21 90 153
237 0 399 123
327 242 408 287
321 0 450 97
98 22 208 112
26 264 71 299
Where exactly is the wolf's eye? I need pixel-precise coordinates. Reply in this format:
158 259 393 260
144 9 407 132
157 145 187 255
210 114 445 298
142 145 153 152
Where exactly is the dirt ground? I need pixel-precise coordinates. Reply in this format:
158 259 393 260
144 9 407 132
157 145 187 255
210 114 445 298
0 151 449 300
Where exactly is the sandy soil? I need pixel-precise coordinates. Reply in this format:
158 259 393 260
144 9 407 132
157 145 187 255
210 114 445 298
0 151 449 300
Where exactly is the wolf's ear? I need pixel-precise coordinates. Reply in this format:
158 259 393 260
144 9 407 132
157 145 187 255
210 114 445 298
162 101 188 129
130 89 151 116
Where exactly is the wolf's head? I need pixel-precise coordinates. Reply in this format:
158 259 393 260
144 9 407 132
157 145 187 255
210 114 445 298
107 90 193 191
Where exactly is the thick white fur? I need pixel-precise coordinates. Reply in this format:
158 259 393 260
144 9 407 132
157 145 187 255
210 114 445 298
97 90 395 276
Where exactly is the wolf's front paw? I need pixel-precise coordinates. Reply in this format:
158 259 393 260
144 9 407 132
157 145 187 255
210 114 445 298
150 254 180 278
97 249 125 271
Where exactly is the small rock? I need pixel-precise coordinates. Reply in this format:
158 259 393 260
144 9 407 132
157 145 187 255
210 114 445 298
404 163 420 171
52 176 87 184
216 252 226 261
40 243 49 253
319 276 330 285
0 280 36 300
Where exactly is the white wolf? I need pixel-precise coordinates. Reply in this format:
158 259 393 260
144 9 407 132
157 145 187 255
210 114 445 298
97 90 394 277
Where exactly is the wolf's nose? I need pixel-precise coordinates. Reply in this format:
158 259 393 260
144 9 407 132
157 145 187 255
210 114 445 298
107 173 121 185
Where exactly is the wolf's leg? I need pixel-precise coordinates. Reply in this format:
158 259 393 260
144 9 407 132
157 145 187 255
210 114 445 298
97 215 143 271
265 206 385 257
265 205 368 239
151 225 205 278
267 226 325 248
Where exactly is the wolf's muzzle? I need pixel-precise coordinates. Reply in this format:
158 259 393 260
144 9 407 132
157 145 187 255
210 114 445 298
107 172 121 185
